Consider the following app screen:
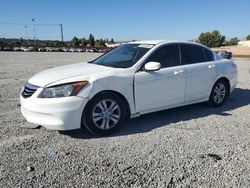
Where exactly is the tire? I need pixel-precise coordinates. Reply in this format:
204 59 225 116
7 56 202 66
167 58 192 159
209 79 229 107
82 92 127 136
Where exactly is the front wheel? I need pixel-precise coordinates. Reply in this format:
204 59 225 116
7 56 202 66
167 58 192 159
82 93 127 136
209 80 229 107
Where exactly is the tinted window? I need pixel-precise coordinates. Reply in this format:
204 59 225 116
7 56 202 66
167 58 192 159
180 44 206 64
204 48 214 61
133 47 150 63
92 44 152 68
147 44 180 68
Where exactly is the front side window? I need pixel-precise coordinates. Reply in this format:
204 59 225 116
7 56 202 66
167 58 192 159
180 44 206 64
92 44 153 68
147 44 180 68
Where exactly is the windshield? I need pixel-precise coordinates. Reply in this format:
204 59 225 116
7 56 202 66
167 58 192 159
92 44 153 68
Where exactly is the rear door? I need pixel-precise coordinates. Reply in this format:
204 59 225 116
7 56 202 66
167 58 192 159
180 44 217 102
134 44 186 113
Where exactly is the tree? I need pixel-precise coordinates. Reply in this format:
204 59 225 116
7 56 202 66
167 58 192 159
100 38 106 46
225 37 239 46
198 32 213 47
212 30 225 47
110 38 114 43
246 35 250 41
79 38 87 46
89 34 95 47
71 36 79 47
95 40 101 48
95 38 106 48
198 30 225 47
19 38 23 46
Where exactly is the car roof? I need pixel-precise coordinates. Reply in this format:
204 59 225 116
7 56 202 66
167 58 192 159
129 40 166 45
128 40 211 50
129 40 202 46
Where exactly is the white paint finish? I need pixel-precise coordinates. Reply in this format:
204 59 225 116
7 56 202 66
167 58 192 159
46 69 136 115
135 65 186 112
144 61 161 71
20 40 238 130
184 61 218 102
129 40 164 45
216 59 238 93
21 95 88 130
28 62 114 87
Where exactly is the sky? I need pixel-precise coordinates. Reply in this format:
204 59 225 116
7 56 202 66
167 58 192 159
0 0 249 41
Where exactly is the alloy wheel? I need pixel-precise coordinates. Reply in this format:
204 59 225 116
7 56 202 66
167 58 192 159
213 83 226 104
92 99 121 130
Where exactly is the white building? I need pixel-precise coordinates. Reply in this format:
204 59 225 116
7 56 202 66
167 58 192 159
105 40 133 48
105 43 121 48
238 40 250 47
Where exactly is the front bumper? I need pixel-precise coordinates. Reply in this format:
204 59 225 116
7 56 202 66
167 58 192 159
20 93 89 130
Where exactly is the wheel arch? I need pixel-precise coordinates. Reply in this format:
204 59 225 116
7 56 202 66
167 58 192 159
214 77 231 96
84 90 131 120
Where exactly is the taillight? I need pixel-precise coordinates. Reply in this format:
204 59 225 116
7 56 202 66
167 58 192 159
232 62 237 70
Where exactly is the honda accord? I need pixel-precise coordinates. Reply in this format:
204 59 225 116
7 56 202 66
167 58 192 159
20 40 238 135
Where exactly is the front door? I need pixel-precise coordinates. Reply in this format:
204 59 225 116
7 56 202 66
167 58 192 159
134 44 186 113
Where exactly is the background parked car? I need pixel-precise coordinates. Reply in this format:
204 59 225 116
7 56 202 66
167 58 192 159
20 47 26 52
61 47 69 52
98 48 109 53
89 48 98 52
69 48 77 52
75 48 84 52
3 46 12 51
20 46 31 52
45 47 59 52
13 47 22 51
216 50 232 59
38 47 46 52
28 46 35 51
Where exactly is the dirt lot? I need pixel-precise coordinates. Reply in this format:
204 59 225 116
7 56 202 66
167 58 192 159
0 52 250 187
213 46 250 58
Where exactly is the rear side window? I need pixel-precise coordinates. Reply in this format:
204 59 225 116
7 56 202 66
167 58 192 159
204 48 214 61
147 44 180 68
180 44 206 64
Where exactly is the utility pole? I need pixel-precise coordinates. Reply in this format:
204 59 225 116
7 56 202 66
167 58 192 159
24 25 28 39
32 18 36 47
59 24 64 45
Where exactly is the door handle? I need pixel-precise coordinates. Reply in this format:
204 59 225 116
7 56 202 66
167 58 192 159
174 70 184 75
208 64 215 69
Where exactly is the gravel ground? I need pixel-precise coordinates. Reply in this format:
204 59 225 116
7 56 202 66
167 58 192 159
0 52 250 188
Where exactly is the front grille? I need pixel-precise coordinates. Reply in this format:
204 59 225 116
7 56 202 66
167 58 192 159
22 83 38 98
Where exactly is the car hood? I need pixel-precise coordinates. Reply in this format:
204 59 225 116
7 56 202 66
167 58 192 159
28 62 114 87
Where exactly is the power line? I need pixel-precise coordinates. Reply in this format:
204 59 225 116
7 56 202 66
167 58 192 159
0 22 64 43
0 22 60 26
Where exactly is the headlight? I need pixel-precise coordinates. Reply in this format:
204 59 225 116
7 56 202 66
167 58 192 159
38 81 88 98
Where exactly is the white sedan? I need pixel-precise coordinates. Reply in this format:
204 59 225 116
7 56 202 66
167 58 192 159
20 40 238 135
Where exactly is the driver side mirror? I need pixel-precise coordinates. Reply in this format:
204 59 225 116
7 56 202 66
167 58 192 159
144 61 161 71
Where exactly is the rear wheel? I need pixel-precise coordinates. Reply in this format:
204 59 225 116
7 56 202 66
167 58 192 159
209 79 229 107
82 93 127 136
